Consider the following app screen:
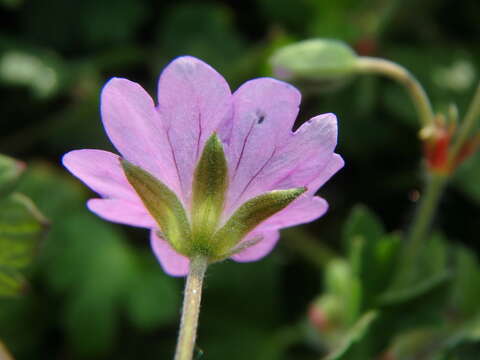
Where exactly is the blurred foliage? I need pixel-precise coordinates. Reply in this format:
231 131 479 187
0 154 46 297
1 0 480 359
0 192 46 296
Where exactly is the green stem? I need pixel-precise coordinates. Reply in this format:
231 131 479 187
406 173 448 260
448 81 480 163
174 255 208 360
355 57 435 131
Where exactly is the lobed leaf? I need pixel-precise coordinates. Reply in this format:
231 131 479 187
0 154 25 197
0 192 47 297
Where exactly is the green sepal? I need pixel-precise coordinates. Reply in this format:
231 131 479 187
211 187 306 259
121 159 192 254
190 133 228 255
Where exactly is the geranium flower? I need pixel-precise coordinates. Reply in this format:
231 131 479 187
62 56 343 276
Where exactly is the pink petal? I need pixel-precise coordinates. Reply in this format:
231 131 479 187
87 199 156 228
257 196 329 232
150 230 190 277
157 56 233 205
62 149 139 202
223 78 301 213
231 230 280 262
271 116 339 192
225 113 338 216
101 78 182 198
305 153 344 195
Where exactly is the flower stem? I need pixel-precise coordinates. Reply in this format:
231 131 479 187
405 172 448 262
174 255 208 360
355 56 435 131
448 81 480 163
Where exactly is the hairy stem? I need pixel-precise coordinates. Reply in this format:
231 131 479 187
448 81 480 163
356 57 435 131
174 255 208 360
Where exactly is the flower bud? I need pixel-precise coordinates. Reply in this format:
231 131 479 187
308 295 342 332
423 114 480 175
270 39 359 84
423 119 452 174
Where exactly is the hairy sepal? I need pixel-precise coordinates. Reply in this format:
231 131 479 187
121 159 192 254
211 187 306 260
190 133 228 256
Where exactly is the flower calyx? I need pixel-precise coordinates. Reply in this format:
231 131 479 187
122 133 306 263
423 113 480 175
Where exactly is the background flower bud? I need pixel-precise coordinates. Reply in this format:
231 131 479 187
270 38 359 86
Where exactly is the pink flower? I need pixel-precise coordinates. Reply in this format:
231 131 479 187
62 56 343 276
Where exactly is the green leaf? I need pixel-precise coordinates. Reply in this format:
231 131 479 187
387 328 442 359
191 133 228 250
384 232 450 305
451 246 480 317
343 204 385 246
325 311 379 360
343 205 399 308
378 270 450 306
121 159 192 255
324 259 363 326
418 232 449 278
349 233 401 309
0 269 25 297
0 193 46 268
0 192 47 297
0 154 25 196
212 187 306 259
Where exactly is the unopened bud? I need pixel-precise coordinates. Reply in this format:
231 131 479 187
308 295 342 332
270 39 358 83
